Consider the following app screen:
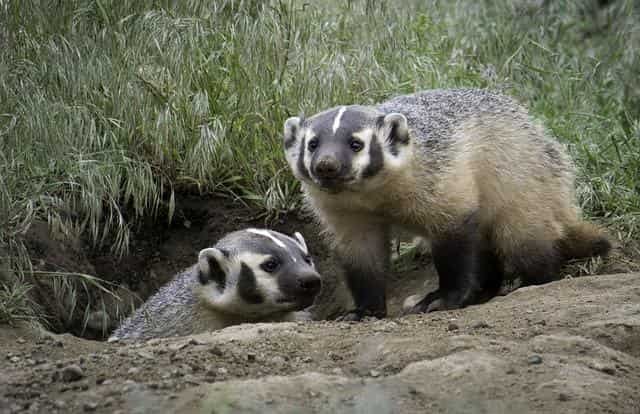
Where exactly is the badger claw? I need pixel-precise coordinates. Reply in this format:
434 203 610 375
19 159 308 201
402 290 467 315
336 308 385 322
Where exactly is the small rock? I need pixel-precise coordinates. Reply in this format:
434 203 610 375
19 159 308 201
10 356 20 363
169 341 189 352
328 351 342 361
17 338 26 344
217 367 228 375
127 367 140 375
60 364 84 382
53 400 66 409
447 322 459 331
208 346 223 356
302 356 312 363
189 338 205 346
83 402 98 412
246 352 257 362
558 392 570 401
270 356 286 365
472 321 490 329
527 355 543 365
370 370 381 378
27 402 40 413
331 368 344 375
136 351 154 360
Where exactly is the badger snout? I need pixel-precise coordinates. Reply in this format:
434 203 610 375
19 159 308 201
296 273 322 297
313 156 342 180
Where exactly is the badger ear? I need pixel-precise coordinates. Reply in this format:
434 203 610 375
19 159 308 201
197 247 229 286
293 231 308 253
380 113 409 146
284 116 302 149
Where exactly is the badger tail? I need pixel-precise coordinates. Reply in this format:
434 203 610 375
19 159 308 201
557 221 612 260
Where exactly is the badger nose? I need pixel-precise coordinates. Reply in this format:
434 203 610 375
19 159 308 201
314 157 340 179
297 274 322 296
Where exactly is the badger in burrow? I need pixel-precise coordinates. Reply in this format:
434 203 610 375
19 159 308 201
108 228 322 341
282 88 611 321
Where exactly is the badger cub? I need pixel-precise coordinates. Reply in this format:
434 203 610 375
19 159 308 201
283 89 611 321
109 228 321 341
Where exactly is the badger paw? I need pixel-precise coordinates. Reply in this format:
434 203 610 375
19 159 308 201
336 308 386 322
402 290 466 315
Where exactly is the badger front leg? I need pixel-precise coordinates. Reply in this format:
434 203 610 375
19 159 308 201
404 212 502 314
331 219 390 322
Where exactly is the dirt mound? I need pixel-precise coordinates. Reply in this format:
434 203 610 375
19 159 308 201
20 195 347 339
1 272 639 413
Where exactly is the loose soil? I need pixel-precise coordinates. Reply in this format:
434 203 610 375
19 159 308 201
2 194 640 413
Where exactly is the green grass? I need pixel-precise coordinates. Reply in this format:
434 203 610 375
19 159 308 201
1 0 639 326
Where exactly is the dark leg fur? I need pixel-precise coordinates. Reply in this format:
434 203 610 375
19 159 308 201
337 263 387 321
508 240 563 286
333 223 390 322
404 213 503 314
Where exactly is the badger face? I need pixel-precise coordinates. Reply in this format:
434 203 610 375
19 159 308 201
196 228 321 319
283 105 411 193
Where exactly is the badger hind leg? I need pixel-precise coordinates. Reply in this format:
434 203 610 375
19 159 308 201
496 217 611 286
403 212 503 314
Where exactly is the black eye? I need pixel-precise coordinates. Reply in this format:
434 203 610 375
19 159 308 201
261 258 280 273
307 138 319 152
349 138 364 152
303 254 313 264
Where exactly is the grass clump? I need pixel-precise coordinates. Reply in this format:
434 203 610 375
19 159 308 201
0 0 639 328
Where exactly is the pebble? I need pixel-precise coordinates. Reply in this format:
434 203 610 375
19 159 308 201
327 351 342 361
208 346 224 356
53 400 66 409
270 356 286 365
217 367 229 375
558 392 570 401
370 370 381 378
10 356 20 363
17 338 26 344
472 321 490 329
83 402 98 412
527 355 543 365
246 352 257 362
127 367 140 375
169 341 189 352
447 322 459 331
302 356 313 363
61 364 84 382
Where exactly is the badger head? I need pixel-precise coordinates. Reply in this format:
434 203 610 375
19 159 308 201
283 105 412 193
196 228 321 319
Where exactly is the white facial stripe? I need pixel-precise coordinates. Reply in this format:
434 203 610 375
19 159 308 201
351 128 374 175
247 228 286 248
332 106 347 133
293 232 308 254
236 251 272 271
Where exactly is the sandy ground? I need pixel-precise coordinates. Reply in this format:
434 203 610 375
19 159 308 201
2 271 640 414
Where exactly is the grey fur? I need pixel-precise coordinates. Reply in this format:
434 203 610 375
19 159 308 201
109 228 321 342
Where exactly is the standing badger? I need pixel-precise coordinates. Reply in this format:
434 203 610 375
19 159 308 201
283 89 611 321
109 228 321 341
